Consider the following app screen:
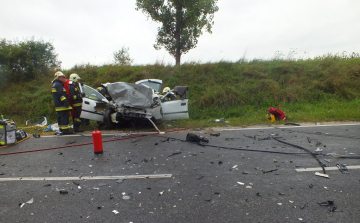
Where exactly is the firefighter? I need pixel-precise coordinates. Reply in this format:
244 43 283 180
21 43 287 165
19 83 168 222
97 83 112 101
69 73 84 132
52 71 73 135
161 86 176 101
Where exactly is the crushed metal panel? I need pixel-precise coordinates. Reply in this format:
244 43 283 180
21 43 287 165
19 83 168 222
107 82 153 109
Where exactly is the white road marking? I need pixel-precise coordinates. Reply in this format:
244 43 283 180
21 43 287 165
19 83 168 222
220 123 360 131
0 174 172 181
296 165 360 172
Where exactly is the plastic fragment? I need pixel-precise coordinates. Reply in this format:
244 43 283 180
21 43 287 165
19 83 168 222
123 195 130 200
26 198 34 204
112 210 119 215
159 191 164 196
336 164 349 174
237 182 245 185
315 172 329 178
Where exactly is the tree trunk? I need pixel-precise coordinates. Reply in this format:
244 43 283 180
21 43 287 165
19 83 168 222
175 49 181 65
175 0 182 66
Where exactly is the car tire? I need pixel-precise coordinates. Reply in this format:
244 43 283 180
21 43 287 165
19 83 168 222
103 106 116 128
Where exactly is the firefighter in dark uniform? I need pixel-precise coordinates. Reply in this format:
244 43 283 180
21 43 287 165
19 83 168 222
52 71 73 135
69 73 84 132
97 83 112 101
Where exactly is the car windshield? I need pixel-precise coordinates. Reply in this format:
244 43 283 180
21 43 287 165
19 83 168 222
137 80 162 93
83 85 106 102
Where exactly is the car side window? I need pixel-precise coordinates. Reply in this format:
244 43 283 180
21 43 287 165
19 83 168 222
83 85 106 102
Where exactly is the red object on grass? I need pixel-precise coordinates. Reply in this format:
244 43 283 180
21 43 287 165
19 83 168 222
268 107 287 120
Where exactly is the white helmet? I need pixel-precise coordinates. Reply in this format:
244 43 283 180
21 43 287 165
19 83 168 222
69 73 81 82
54 71 65 80
102 82 111 88
163 87 171 93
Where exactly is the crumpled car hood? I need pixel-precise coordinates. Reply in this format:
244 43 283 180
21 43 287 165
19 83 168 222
107 82 153 109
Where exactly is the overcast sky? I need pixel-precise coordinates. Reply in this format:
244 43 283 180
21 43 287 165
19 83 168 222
1 0 359 69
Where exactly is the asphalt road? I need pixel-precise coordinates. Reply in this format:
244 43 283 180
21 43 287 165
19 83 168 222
0 123 359 223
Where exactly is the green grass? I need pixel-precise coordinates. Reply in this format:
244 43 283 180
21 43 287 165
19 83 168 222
1 54 360 131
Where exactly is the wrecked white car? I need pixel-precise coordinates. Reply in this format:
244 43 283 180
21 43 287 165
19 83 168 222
80 79 189 128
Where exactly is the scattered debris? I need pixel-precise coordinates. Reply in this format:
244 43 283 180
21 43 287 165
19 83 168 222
208 118 228 123
26 198 34 204
197 175 205 180
168 152 182 157
194 128 204 131
113 133 131 139
59 190 68 194
112 210 119 215
315 172 329 178
246 185 252 189
98 183 108 187
262 169 278 174
237 182 245 185
336 164 349 174
186 133 209 143
284 123 300 126
277 203 283 206
65 141 76 145
32 134 40 138
308 184 314 188
122 195 131 200
116 179 124 184
43 184 51 187
318 200 338 212
159 191 164 196
210 133 220 137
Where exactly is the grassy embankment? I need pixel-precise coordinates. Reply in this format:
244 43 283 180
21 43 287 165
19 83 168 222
0 54 359 131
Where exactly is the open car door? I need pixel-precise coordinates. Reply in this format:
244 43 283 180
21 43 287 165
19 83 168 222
161 86 189 120
80 85 109 122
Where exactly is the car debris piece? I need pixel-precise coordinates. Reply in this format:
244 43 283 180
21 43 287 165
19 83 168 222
336 164 349 174
168 152 182 157
237 182 245 185
284 123 300 126
315 172 329 178
186 133 209 143
26 198 34 204
208 118 228 123
159 191 164 196
262 169 278 174
318 200 334 206
210 133 220 137
59 190 68 194
122 195 130 200
112 210 119 215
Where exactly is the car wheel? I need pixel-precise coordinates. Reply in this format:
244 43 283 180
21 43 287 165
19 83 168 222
103 106 116 128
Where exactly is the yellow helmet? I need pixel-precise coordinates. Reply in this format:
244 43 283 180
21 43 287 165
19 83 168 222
69 73 81 82
54 71 65 80
163 87 171 93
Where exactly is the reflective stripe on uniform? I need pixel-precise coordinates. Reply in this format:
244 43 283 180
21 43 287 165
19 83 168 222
72 103 82 107
55 106 72 111
59 125 69 130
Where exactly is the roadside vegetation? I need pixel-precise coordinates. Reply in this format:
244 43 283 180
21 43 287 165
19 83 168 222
1 53 360 131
